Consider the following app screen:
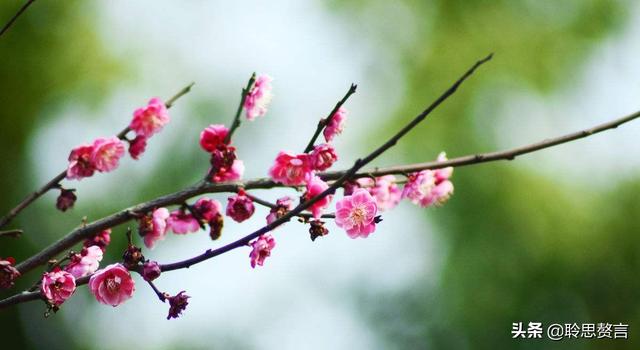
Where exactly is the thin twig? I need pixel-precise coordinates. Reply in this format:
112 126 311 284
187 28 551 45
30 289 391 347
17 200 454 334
0 83 195 231
0 229 23 238
244 193 336 219
0 0 36 38
224 73 256 144
303 84 357 153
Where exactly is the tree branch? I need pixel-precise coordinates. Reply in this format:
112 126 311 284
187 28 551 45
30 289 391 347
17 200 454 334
224 73 256 144
303 83 357 153
0 83 195 231
0 0 36 38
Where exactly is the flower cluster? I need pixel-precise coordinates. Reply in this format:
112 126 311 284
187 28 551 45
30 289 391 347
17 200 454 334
200 124 244 182
65 98 170 181
64 245 103 278
356 175 402 211
402 152 454 207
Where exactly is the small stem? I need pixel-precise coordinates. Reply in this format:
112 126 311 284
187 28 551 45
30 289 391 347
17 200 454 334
244 193 336 219
146 280 167 303
303 83 357 153
0 229 23 239
224 73 256 144
0 0 36 38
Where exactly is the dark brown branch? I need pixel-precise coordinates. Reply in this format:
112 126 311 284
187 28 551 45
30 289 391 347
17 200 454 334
0 83 195 230
224 73 256 144
0 0 36 38
303 84 357 153
245 193 336 219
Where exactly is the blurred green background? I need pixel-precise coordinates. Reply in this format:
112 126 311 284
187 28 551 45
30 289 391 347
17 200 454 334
1 0 639 349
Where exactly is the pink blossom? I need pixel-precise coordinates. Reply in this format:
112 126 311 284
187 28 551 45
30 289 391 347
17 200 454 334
226 191 255 223
310 143 338 171
142 261 161 282
420 180 454 207
200 124 229 152
128 135 147 160
91 137 126 172
335 189 378 239
357 175 402 211
323 107 347 142
244 75 273 120
0 257 20 289
304 176 332 219
210 159 244 182
434 152 453 182
66 144 96 180
142 208 170 249
402 170 436 206
84 229 111 252
167 210 200 234
193 197 223 221
249 234 276 268
89 263 135 307
41 268 76 306
130 97 170 138
266 196 294 225
64 245 103 278
268 151 313 186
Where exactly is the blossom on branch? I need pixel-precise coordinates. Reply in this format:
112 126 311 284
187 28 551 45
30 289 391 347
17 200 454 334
323 107 347 142
304 176 332 219
167 210 200 234
244 74 272 120
310 143 338 171
64 245 103 278
226 190 255 223
0 257 20 289
357 175 402 211
41 268 76 306
130 97 170 138
128 135 147 160
89 263 135 307
84 229 111 252
140 208 170 249
193 197 223 222
66 144 96 180
56 188 77 212
142 261 161 282
249 234 276 268
402 152 454 207
335 189 378 239
268 151 313 186
266 196 294 225
166 291 190 320
91 137 126 173
199 124 229 152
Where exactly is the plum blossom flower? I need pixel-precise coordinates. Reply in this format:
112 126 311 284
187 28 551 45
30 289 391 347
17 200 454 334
310 143 338 171
64 245 103 278
323 107 347 142
402 170 436 206
142 261 161 282
210 158 244 183
304 176 332 219
226 191 255 223
167 210 200 234
89 263 135 307
200 124 229 152
193 197 223 222
266 196 294 225
268 151 313 186
249 234 276 268
66 144 96 180
402 152 454 207
141 208 170 249
130 97 169 138
128 135 147 160
84 229 111 252
166 291 190 319
335 189 378 239
41 268 76 306
0 257 20 289
56 188 77 212
91 137 126 173
244 75 273 120
357 175 402 211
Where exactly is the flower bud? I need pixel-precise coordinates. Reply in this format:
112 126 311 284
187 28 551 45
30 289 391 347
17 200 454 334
309 220 329 241
0 257 20 289
56 188 77 212
166 291 190 320
142 261 161 281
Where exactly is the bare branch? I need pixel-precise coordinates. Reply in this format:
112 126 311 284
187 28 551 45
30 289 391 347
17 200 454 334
0 0 36 38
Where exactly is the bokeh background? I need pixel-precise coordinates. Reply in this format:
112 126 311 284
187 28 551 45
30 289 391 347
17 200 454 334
1 0 640 349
